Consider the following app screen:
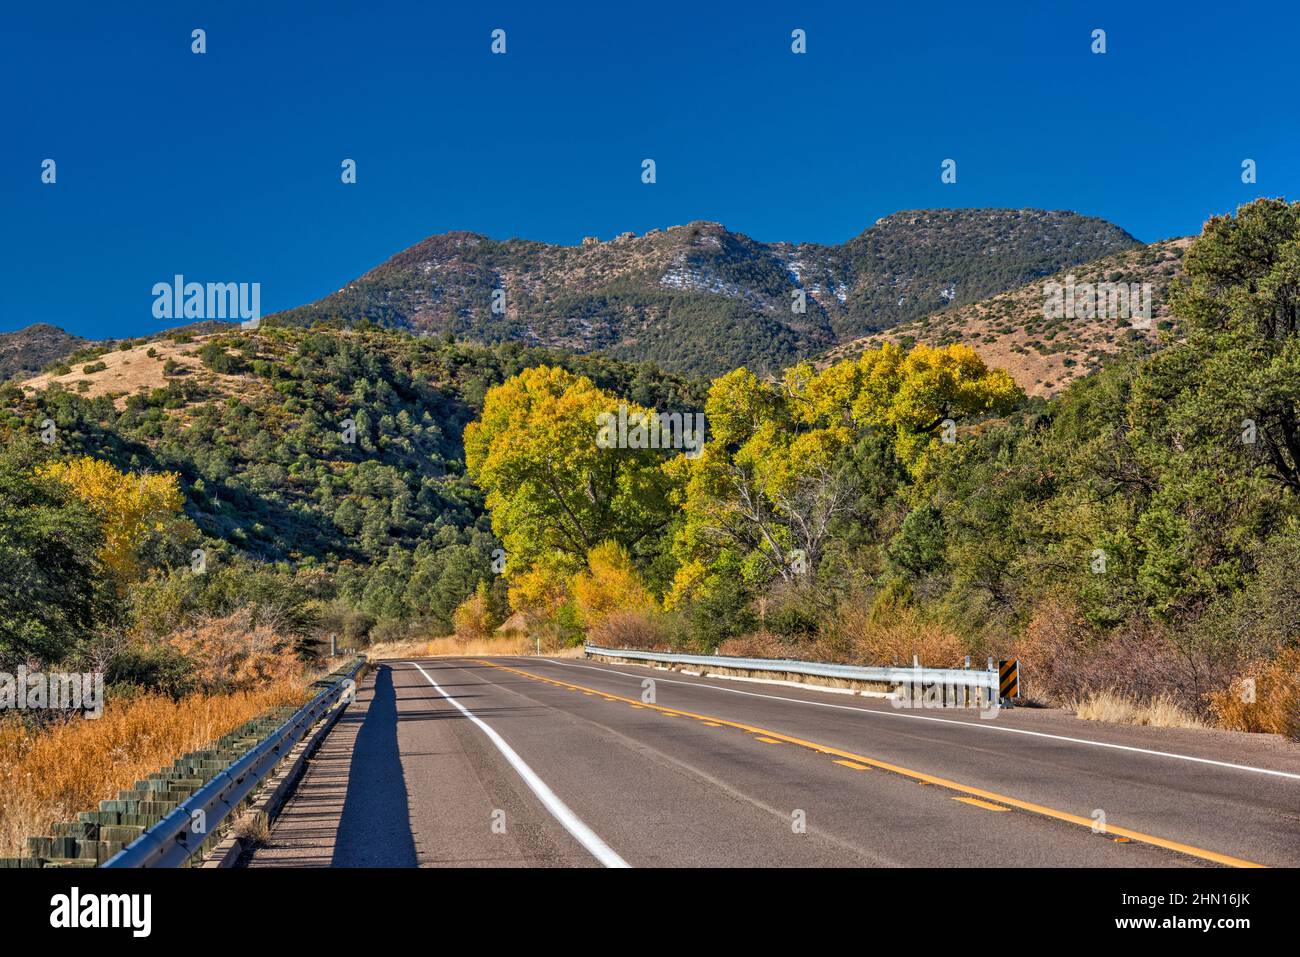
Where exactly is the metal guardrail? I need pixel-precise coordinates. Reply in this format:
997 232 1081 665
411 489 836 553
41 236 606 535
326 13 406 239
583 644 1000 703
103 656 365 868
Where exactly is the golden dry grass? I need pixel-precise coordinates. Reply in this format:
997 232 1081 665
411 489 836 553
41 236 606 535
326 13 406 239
0 680 307 858
18 335 262 411
365 634 585 660
1070 689 1207 729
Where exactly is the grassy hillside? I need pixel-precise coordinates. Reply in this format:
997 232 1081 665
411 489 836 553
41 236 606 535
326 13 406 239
822 237 1191 396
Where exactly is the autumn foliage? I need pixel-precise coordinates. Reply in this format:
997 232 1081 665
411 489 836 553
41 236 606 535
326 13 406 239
451 582 500 642
166 608 303 693
38 456 187 588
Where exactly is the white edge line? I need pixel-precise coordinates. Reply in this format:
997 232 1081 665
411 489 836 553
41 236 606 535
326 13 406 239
406 661 630 868
534 658 1300 782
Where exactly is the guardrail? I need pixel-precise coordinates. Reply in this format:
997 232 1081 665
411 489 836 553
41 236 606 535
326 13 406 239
100 655 365 868
583 644 1003 707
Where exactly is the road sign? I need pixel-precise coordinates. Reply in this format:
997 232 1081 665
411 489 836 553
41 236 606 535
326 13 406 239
998 659 1020 700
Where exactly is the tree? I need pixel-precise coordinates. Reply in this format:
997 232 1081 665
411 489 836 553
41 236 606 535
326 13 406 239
0 443 114 664
464 365 677 578
572 541 654 628
1169 197 1300 490
452 582 500 642
39 456 189 589
669 345 1022 606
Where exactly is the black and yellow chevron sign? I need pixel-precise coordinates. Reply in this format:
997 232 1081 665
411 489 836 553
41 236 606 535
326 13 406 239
998 659 1020 699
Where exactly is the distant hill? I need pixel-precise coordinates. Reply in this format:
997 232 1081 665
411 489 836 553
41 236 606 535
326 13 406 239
820 237 1191 396
269 209 1138 378
0 324 88 381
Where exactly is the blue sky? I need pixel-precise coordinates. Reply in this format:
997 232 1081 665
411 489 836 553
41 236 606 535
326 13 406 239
3 0 1298 340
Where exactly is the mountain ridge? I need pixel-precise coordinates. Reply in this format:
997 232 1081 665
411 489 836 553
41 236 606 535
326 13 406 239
268 208 1139 377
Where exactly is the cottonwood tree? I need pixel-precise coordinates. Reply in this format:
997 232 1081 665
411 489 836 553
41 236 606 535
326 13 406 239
669 347 1021 607
464 365 676 582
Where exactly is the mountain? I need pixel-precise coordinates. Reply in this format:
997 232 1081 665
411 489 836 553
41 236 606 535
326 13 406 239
0 324 89 381
269 210 1138 378
821 237 1191 396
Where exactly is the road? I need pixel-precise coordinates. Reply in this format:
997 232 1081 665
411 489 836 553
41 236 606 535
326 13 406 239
244 656 1300 868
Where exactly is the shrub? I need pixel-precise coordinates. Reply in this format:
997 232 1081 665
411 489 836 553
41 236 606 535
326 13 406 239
197 343 247 374
166 607 301 693
1013 599 1232 712
452 583 499 642
1208 647 1300 739
716 631 792 659
572 541 653 629
367 618 412 646
587 608 675 651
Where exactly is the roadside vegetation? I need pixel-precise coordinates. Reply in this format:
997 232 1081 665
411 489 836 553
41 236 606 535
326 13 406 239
0 681 307 857
465 200 1300 738
1 199 1297 743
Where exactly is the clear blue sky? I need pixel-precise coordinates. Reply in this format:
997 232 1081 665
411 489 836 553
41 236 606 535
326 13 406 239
3 0 1298 340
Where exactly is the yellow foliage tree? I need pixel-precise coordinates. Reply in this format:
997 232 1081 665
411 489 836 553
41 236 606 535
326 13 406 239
464 365 676 576
507 556 573 617
572 541 654 628
39 457 186 589
669 344 1022 605
451 582 500 642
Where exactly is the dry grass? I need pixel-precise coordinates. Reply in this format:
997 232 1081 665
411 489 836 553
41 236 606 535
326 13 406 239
0 680 307 858
18 335 259 410
1070 689 1207 729
365 633 586 660
233 811 270 845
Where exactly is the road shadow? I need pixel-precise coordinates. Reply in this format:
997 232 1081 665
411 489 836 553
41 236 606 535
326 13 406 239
331 665 419 866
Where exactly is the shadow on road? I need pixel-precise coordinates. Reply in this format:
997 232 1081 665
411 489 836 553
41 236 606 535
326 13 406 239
331 665 419 866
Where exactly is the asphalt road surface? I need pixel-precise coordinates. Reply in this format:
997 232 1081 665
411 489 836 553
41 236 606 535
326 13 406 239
244 656 1300 868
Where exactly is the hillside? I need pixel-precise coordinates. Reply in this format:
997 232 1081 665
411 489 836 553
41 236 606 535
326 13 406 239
0 324 88 381
1 324 704 634
820 237 1191 396
17 334 256 409
269 210 1137 378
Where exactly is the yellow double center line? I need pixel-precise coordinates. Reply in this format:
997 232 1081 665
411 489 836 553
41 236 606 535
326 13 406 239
473 659 1265 869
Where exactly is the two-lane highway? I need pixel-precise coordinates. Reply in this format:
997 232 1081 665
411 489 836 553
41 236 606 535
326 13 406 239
245 656 1300 868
